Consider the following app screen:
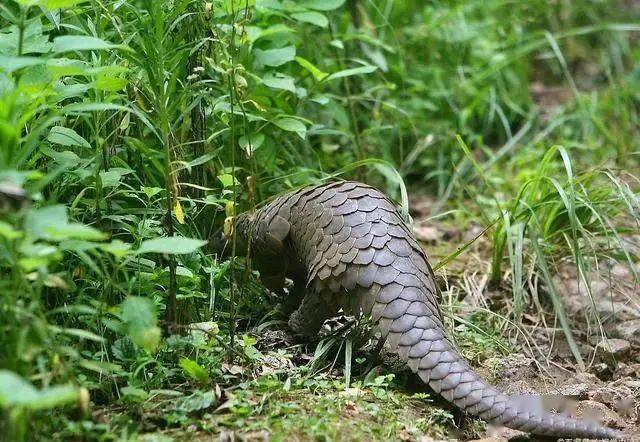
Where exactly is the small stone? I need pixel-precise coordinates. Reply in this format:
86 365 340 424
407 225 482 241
615 319 640 345
559 383 590 400
571 371 601 385
597 300 640 322
595 338 631 358
616 363 640 378
590 386 617 406
484 425 527 441
575 400 625 429
413 225 439 242
611 263 633 280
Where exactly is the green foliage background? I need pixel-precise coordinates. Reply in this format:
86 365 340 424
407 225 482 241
0 0 638 439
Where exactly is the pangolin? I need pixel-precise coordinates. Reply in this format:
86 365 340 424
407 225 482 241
224 180 622 440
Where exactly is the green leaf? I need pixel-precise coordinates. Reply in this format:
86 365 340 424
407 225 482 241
291 11 328 28
178 391 217 412
246 24 294 43
17 0 88 9
52 36 118 53
47 126 91 149
120 297 161 352
46 58 89 77
0 370 79 411
273 117 306 140
101 240 132 258
59 328 105 343
0 56 44 73
40 147 82 164
179 358 210 384
25 205 68 240
23 206 105 242
137 237 208 255
45 223 107 241
299 0 345 11
40 0 88 9
239 133 265 156
262 72 295 92
120 386 149 402
254 46 296 67
93 75 128 91
295 56 328 81
222 0 255 14
99 168 133 188
0 370 37 407
0 221 23 240
141 186 163 198
325 64 378 81
217 173 238 188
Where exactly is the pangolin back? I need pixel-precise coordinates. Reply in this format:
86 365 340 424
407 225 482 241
238 180 622 440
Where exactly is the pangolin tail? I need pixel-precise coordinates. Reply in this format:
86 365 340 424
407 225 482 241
368 287 623 439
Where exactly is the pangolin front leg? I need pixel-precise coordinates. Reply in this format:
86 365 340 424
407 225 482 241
288 290 338 338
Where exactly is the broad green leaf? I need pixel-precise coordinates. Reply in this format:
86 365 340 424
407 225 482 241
40 0 88 9
218 173 238 188
246 24 294 43
137 237 208 255
46 58 90 77
0 56 44 73
93 75 128 91
25 205 68 240
239 133 265 156
295 56 328 81
99 168 133 188
85 64 129 77
0 18 51 55
45 223 107 241
178 391 217 412
101 240 132 258
254 46 296 67
112 337 137 361
40 147 82 164
0 221 23 240
273 117 306 140
120 386 149 402
262 72 295 92
222 0 255 14
141 186 163 198
19 64 51 90
291 11 328 28
325 64 378 81
180 358 210 383
18 0 88 9
0 370 37 406
52 36 118 53
47 126 91 149
176 266 193 278
299 0 345 11
0 370 79 411
24 385 80 411
120 297 161 352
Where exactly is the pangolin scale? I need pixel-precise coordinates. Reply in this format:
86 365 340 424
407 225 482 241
229 180 622 440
